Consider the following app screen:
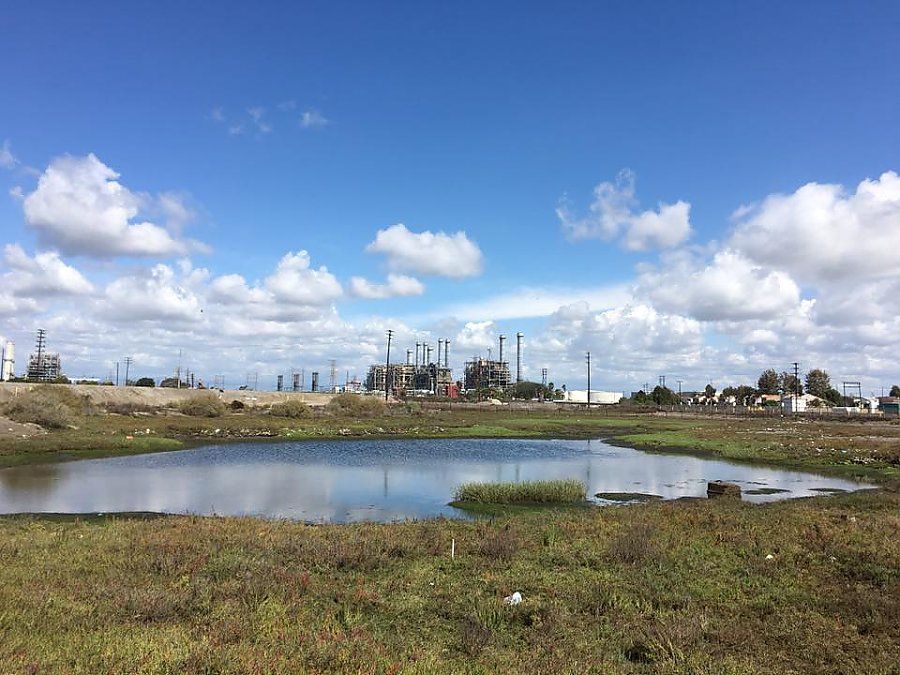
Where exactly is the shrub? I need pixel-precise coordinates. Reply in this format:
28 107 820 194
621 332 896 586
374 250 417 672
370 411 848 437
454 479 586 505
1 386 94 429
178 393 226 417
134 377 155 387
269 399 311 418
326 393 385 418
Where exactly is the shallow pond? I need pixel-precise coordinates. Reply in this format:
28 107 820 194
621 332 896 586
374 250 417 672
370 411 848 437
0 438 870 522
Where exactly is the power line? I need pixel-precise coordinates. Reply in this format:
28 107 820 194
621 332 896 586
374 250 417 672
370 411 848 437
123 356 133 387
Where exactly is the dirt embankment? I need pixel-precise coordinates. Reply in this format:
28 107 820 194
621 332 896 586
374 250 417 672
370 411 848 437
0 382 336 409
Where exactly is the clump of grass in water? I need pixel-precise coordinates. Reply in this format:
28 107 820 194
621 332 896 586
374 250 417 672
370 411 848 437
454 479 586 504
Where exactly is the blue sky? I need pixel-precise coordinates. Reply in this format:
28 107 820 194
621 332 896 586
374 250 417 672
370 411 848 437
2 1 900 392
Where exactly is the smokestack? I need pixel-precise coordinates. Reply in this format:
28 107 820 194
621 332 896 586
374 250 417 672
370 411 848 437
311 371 319 392
406 349 412 366
415 342 420 367
516 332 523 383
438 339 443 368
292 372 300 392
499 335 506 364
444 339 450 368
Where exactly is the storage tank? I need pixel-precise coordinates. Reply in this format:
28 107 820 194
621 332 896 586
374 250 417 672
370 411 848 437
1 340 14 381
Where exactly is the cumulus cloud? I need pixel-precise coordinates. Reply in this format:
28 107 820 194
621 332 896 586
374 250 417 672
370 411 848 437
366 224 484 279
264 251 343 305
557 170 692 250
348 274 425 299
729 171 900 283
453 321 497 353
638 249 802 321
2 244 94 297
22 154 206 258
103 264 204 323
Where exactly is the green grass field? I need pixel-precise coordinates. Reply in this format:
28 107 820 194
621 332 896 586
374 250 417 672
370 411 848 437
1 489 897 673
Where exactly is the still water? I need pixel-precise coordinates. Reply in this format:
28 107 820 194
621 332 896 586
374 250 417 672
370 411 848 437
0 438 869 522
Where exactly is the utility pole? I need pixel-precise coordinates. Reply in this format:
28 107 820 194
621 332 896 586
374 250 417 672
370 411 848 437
677 380 683 396
586 351 591 407
123 356 133 387
115 361 120 387
384 329 393 401
792 361 800 413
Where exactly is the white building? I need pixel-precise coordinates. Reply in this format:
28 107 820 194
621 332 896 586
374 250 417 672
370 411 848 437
562 389 622 405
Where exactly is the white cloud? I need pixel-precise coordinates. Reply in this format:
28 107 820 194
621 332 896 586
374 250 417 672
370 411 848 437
299 110 329 129
22 154 206 258
639 249 802 321
210 107 225 123
729 171 900 283
3 244 94 297
103 264 203 323
366 223 484 279
453 321 497 353
1 140 18 169
348 274 425 299
557 169 692 250
264 251 343 305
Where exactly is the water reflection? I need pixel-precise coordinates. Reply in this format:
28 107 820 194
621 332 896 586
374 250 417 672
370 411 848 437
0 438 870 523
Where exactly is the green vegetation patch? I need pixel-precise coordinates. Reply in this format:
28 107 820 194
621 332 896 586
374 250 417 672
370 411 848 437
454 479 586 505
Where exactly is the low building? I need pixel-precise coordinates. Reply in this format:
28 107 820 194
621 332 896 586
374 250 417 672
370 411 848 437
878 397 900 417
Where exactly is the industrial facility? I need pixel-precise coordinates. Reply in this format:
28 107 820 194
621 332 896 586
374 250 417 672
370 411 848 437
367 338 456 396
463 333 523 390
365 332 528 397
26 329 62 381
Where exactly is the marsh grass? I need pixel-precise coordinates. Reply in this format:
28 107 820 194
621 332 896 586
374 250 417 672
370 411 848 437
454 479 586 504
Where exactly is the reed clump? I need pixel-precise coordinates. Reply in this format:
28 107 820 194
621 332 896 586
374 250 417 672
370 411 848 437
177 393 226 417
454 479 586 504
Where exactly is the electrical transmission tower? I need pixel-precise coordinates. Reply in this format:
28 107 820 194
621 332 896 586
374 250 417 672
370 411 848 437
123 356 133 386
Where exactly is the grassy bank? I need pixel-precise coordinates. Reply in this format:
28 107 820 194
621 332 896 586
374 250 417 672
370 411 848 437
1 488 897 673
454 479 587 505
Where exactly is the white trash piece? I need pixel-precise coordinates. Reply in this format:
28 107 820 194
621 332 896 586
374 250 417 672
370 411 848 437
504 591 523 605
